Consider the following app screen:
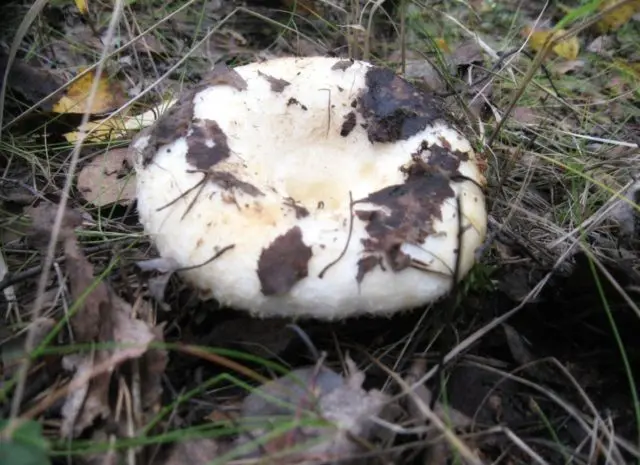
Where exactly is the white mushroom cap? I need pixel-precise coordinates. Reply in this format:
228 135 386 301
132 56 488 320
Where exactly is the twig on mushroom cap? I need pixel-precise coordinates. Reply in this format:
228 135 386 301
318 191 355 279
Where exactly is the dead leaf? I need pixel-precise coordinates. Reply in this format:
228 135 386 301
236 357 389 463
77 148 137 206
502 323 535 366
132 34 166 55
0 50 67 110
28 203 87 240
523 26 580 60
26 202 90 250
60 354 110 438
403 60 446 93
140 323 168 412
52 68 127 114
451 40 484 69
31 202 163 438
136 257 180 311
510 106 543 125
596 0 640 33
64 230 110 343
60 289 157 438
388 50 445 93
552 59 585 75
587 35 616 55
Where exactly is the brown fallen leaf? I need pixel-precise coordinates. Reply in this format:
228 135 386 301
77 147 137 206
586 35 616 56
140 322 168 412
63 225 110 344
510 106 544 126
29 202 163 438
60 286 157 437
60 353 110 438
52 67 127 115
451 39 485 71
551 59 585 75
388 50 446 93
136 257 181 311
0 50 68 111
236 356 389 464
403 60 446 93
444 39 495 121
132 34 166 55
26 203 91 256
27 202 88 243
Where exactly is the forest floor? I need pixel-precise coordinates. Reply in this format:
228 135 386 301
0 0 639 464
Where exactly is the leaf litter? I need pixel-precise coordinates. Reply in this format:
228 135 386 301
52 67 128 115
76 147 137 206
234 355 391 464
25 203 167 447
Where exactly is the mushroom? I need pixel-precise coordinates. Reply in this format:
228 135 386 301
131 56 488 320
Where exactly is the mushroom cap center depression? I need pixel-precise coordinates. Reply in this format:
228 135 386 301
187 59 477 226
135 57 487 317
193 67 394 215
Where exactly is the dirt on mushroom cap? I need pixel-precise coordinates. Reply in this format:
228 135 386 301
132 56 487 319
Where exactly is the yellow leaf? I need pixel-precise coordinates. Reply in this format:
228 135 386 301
523 27 580 60
63 98 177 143
63 118 129 143
596 0 640 33
435 37 451 54
52 68 125 115
74 0 88 15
